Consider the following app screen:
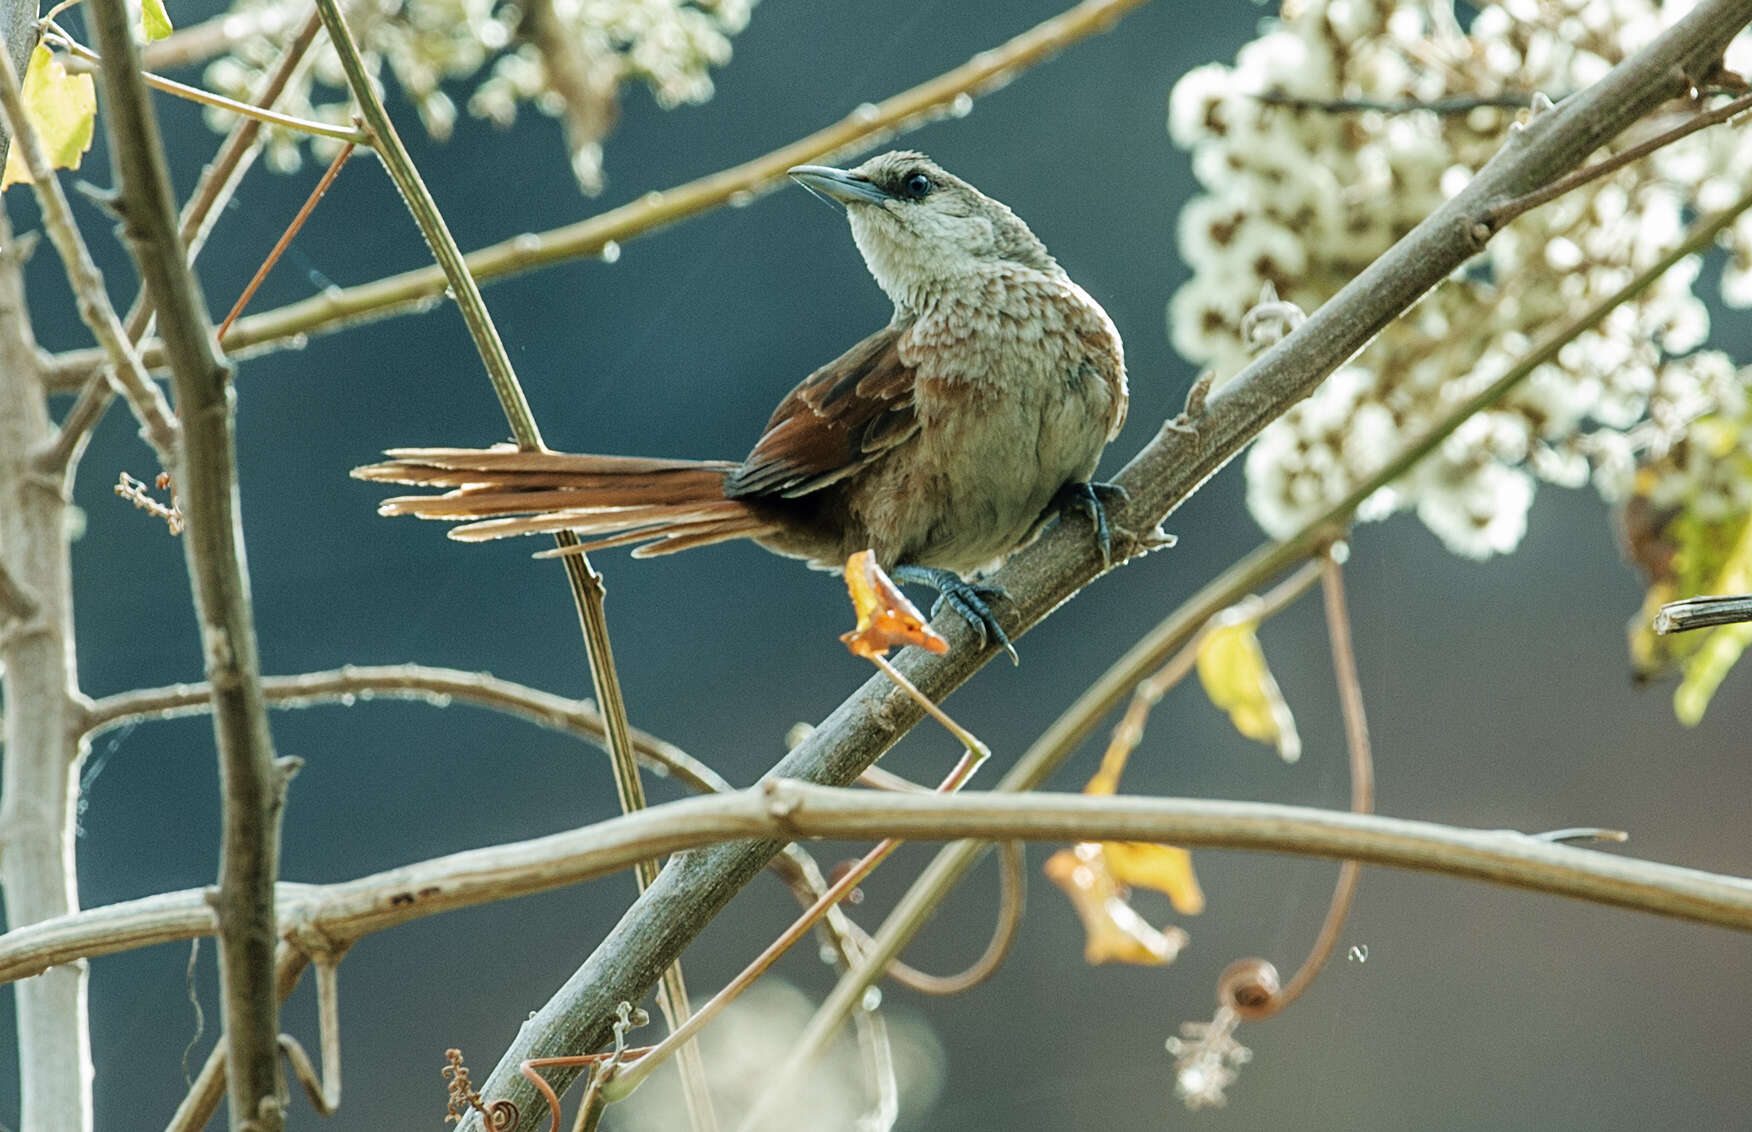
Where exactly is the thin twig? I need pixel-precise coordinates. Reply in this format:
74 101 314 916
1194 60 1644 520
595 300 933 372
44 4 326 470
1104 559 1324 778
217 139 356 340
42 0 1159 386
1487 90 1752 229
310 0 715 1120
0 25 180 467
1252 549 1373 1017
275 956 341 1114
83 663 725 792
1256 89 1548 114
88 0 287 1125
869 653 990 762
5 784 1752 990
45 25 369 144
1655 594 1752 634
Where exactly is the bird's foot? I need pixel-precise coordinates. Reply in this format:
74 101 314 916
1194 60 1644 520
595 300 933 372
891 565 1018 665
1053 480 1131 567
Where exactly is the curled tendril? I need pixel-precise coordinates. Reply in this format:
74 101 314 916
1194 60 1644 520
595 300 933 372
483 1099 520 1130
1216 957 1282 1022
443 1048 521 1129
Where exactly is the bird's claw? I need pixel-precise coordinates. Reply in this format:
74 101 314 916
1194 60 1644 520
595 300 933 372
892 566 1018 664
1054 481 1129 567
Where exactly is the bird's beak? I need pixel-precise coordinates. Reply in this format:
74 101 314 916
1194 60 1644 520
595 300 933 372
788 164 890 208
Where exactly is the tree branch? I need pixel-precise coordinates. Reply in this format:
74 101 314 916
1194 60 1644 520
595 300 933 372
0 157 91 1132
81 663 730 794
2 784 1750 989
451 3 1752 1121
88 0 286 1127
39 0 1157 388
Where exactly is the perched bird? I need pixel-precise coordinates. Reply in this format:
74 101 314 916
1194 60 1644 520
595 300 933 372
354 151 1129 658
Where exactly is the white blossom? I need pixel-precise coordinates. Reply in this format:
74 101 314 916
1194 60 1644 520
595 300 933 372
1169 0 1752 559
203 0 755 189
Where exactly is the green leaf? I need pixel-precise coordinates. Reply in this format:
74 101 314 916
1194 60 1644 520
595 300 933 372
1 45 97 191
141 0 174 42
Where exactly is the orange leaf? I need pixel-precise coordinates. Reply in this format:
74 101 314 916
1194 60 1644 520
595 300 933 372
839 549 948 658
1046 843 1191 966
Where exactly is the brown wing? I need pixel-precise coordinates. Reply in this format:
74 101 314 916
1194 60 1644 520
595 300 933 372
723 323 920 500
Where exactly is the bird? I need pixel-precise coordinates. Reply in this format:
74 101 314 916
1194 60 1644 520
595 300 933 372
354 151 1129 660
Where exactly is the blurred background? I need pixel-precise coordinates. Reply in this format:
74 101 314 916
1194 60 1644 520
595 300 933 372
4 0 1751 1128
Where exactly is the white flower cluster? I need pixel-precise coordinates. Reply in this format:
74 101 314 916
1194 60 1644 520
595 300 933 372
1168 0 1752 558
202 0 754 187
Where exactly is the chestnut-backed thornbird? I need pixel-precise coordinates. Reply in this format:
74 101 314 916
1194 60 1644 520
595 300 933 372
354 152 1130 659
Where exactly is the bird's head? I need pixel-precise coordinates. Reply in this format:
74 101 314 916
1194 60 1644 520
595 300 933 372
789 151 1059 310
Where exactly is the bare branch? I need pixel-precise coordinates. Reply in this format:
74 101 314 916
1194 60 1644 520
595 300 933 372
1241 549 1373 1019
276 957 341 1115
447 4 1752 1122
45 26 370 144
88 0 285 1126
3 784 1751 989
0 177 93 1132
1486 89 1752 229
82 663 729 792
41 0 1158 388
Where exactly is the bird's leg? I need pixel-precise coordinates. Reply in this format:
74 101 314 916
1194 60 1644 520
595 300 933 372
1052 480 1131 566
891 565 1018 665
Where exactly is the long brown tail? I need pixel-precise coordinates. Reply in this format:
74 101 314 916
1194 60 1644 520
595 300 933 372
352 446 779 557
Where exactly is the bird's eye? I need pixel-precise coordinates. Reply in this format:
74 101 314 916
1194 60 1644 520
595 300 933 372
901 172 933 200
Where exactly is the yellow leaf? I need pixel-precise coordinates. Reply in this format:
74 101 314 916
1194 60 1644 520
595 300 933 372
1045 844 1192 966
1195 602 1301 762
2 46 97 190
141 0 174 41
1675 511 1752 725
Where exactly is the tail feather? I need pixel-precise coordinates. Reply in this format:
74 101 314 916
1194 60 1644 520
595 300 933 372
451 501 750 541
353 446 777 556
